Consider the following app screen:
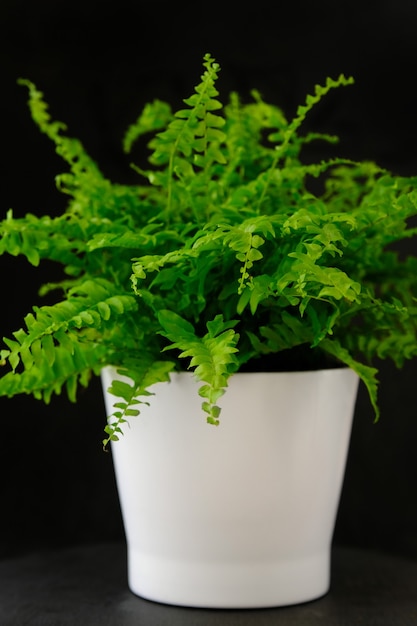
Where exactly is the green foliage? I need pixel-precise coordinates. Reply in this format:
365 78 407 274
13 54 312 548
2 53 417 445
158 310 239 425
102 358 174 448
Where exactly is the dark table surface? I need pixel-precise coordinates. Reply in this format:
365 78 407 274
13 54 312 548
0 542 416 625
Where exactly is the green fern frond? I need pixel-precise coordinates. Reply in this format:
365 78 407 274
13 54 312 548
147 53 226 221
0 211 85 266
0 341 105 403
286 75 355 148
254 75 354 212
320 338 379 420
158 310 239 425
123 100 173 154
102 359 175 449
18 79 102 183
150 52 225 165
247 312 314 356
2 279 137 372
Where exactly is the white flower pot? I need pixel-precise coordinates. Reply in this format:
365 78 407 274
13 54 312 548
101 367 359 608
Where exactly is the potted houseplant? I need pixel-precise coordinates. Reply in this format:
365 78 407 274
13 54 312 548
1 53 417 608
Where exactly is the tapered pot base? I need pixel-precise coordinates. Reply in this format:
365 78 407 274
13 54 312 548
127 549 330 608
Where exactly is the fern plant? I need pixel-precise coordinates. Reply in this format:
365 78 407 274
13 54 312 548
1 53 417 447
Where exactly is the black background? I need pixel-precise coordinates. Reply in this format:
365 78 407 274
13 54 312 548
0 0 416 560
